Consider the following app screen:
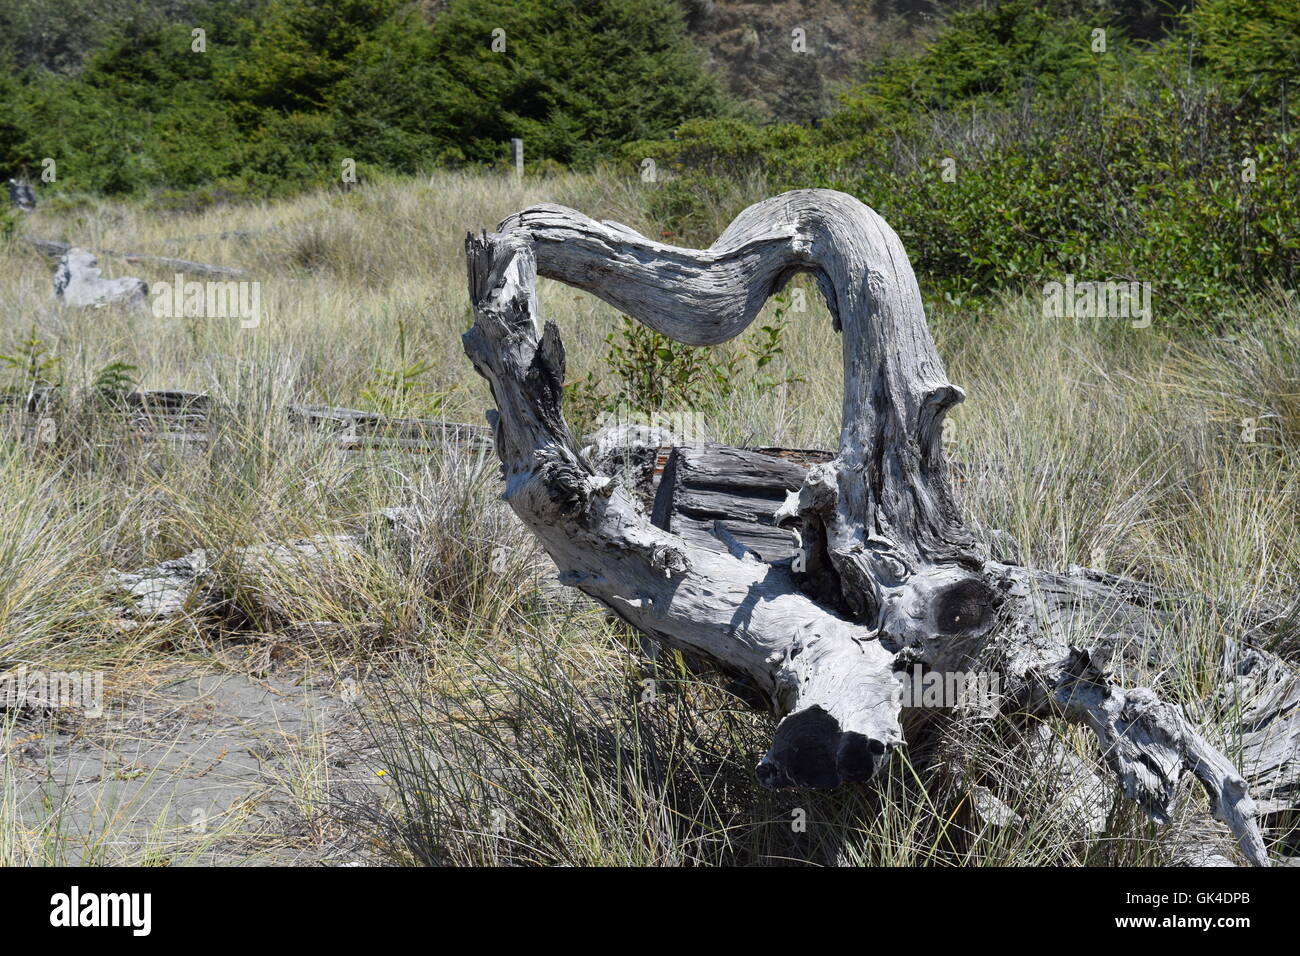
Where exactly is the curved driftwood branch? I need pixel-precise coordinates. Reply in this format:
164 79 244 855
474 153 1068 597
464 188 1272 865
501 193 976 584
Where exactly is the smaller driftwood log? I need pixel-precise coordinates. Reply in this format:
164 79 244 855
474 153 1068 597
52 248 148 309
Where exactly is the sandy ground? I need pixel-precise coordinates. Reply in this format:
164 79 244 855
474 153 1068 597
3 661 383 865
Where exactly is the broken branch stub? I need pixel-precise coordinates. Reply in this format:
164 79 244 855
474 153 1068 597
463 188 1270 865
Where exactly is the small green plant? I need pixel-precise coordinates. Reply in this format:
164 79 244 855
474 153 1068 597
749 294 805 390
90 361 137 406
601 314 717 417
0 326 62 392
361 317 450 415
563 315 721 438
564 308 802 436
562 370 608 438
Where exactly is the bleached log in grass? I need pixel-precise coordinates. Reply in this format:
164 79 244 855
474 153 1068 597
463 188 1279 865
106 534 362 621
34 237 247 280
52 247 147 309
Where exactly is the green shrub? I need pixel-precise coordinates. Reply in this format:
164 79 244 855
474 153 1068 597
1189 0 1300 104
631 0 1299 325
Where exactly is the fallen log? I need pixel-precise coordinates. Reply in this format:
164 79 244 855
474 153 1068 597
29 236 247 279
657 440 1299 853
462 188 1284 865
113 252 247 280
288 403 492 451
1214 638 1300 820
105 533 363 622
154 227 281 245
2 390 493 455
103 512 584 625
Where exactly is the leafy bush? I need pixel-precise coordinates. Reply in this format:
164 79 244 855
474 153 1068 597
1188 0 1300 103
566 300 801 437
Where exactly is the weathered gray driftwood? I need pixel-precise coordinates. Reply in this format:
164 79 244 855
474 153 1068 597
33 237 246 280
1214 638 1300 818
8 178 36 211
651 443 821 561
106 534 363 621
288 403 492 451
1 388 490 455
53 248 148 309
462 188 1285 865
658 440 1300 849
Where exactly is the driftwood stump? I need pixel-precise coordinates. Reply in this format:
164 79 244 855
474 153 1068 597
463 188 1273 865
53 248 148 308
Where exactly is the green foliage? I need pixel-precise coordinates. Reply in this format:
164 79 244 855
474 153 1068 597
565 316 717 433
0 0 165 74
833 0 1115 126
1189 0 1300 102
361 317 450 415
4 0 1296 328
334 0 729 169
634 0 1300 326
750 294 805 391
0 326 61 390
605 315 722 417
0 0 728 198
90 361 137 406
220 0 397 113
565 306 800 436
